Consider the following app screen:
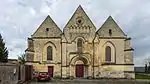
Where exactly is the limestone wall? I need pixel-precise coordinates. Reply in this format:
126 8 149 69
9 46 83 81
26 6 135 79
96 65 134 78
0 64 19 84
97 39 125 64
32 38 62 77
33 38 61 62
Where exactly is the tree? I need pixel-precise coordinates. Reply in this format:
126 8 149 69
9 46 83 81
0 34 8 63
145 64 148 73
18 53 26 64
147 62 150 73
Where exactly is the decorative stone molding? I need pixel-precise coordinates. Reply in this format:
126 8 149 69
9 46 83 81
125 37 131 41
124 48 134 51
99 37 126 39
102 63 134 66
32 37 61 39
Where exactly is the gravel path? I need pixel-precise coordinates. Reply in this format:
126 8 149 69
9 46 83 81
28 79 150 84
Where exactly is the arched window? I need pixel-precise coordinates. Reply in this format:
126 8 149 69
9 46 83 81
105 46 111 62
77 38 83 52
47 46 52 60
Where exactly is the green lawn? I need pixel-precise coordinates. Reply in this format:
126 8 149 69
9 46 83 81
135 73 150 79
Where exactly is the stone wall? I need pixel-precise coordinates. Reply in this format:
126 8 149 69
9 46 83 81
99 71 125 78
0 63 19 84
124 72 135 79
26 5 135 79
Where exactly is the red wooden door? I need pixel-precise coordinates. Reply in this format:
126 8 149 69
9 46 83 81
76 64 84 77
48 66 53 77
25 65 33 81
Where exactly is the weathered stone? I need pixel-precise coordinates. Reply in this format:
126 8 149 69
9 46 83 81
25 5 134 79
97 16 126 37
32 15 62 38
99 71 125 78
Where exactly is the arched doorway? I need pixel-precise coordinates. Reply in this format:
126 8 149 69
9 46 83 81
70 56 90 78
75 60 84 77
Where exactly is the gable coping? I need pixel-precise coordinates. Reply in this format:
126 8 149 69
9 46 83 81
63 5 96 33
32 15 62 37
96 16 127 36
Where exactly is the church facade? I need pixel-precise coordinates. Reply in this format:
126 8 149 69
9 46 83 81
25 5 135 79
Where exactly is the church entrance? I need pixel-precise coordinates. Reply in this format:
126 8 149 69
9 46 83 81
76 64 84 77
70 55 91 78
75 60 85 78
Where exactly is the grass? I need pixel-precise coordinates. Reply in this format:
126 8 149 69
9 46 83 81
135 73 150 79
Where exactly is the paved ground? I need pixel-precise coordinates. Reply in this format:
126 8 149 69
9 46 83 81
28 79 150 84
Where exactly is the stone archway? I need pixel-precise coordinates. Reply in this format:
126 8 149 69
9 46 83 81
70 56 90 65
70 56 91 78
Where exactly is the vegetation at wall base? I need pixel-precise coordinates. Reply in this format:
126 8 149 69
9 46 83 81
135 73 150 79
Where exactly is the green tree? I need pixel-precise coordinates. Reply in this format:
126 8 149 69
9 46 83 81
148 62 150 73
18 53 26 64
145 64 148 73
0 34 8 63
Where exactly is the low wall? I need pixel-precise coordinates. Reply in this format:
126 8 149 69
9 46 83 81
0 63 19 84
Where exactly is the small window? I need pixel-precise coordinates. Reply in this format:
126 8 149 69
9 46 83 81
46 28 49 31
78 19 82 23
77 38 83 52
76 17 84 25
77 39 82 47
109 29 112 36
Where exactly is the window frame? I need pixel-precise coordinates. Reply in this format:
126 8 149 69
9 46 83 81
77 38 83 52
105 46 111 62
47 46 53 60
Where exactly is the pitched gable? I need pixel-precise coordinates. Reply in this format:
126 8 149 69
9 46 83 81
64 5 96 31
97 16 126 37
63 5 96 42
32 15 62 38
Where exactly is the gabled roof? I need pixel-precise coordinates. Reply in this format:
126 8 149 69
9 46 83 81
97 16 126 37
63 5 96 31
32 15 62 37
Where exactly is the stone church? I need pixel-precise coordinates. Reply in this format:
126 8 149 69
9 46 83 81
25 5 135 79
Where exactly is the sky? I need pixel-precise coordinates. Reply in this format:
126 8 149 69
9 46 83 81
0 0 150 66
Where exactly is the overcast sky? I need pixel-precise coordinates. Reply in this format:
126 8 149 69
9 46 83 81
0 0 150 66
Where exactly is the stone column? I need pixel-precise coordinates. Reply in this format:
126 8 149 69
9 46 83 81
88 65 92 77
70 65 74 77
62 66 67 78
84 65 88 78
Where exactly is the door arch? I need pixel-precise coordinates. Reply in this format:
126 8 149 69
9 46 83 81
70 56 90 78
70 56 90 65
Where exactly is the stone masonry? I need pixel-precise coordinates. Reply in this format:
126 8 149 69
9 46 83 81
25 5 135 79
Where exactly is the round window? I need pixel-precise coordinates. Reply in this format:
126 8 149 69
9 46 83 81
76 17 84 25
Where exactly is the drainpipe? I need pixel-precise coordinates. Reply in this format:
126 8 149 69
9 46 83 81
92 34 96 78
61 37 62 78
92 39 95 78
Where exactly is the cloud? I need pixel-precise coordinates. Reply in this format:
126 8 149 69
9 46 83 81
0 0 150 66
